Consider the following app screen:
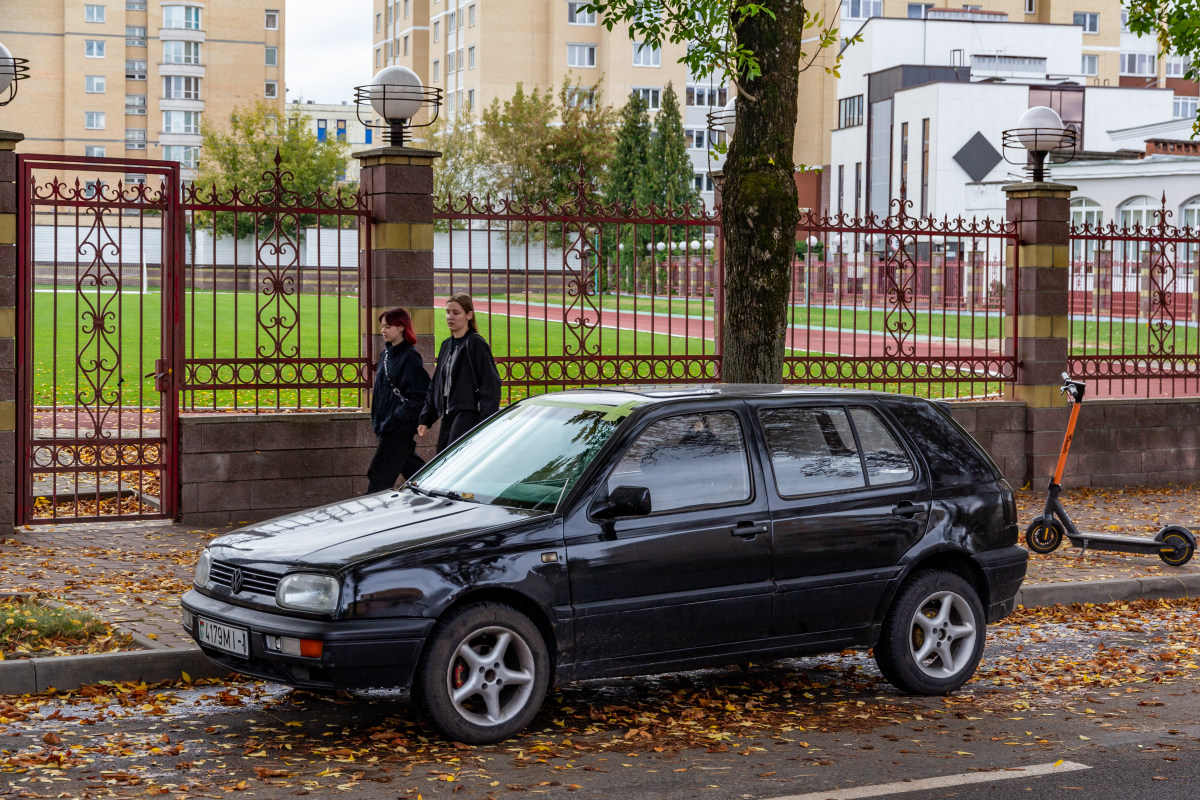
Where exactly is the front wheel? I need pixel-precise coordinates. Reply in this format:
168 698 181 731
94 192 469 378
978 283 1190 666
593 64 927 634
875 570 986 695
1025 516 1064 554
1155 525 1196 567
413 602 550 744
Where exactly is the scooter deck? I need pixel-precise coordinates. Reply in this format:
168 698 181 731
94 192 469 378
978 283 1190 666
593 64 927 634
1067 533 1173 555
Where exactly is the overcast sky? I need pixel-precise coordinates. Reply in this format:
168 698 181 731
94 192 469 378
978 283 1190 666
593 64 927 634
285 0 374 105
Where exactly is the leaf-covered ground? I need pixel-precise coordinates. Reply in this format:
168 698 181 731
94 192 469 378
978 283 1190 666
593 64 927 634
0 597 133 660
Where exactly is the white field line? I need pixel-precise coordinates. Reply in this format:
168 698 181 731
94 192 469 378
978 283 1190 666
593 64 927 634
760 760 1090 800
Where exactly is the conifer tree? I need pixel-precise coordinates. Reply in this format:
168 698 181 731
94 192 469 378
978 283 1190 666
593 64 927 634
647 83 699 213
607 91 652 212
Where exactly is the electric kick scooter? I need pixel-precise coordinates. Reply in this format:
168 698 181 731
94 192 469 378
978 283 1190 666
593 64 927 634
1025 373 1197 566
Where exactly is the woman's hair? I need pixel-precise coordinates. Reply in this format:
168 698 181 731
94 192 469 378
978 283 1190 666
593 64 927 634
379 307 417 345
447 292 479 334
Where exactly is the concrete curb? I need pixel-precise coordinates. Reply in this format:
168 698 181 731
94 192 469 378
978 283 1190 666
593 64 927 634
1015 572 1200 608
0 647 235 695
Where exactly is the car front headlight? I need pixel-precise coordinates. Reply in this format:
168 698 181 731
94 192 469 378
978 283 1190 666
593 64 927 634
194 549 212 588
276 573 340 613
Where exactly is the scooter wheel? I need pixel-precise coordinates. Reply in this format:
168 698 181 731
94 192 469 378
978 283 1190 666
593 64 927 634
1155 525 1196 567
1025 516 1064 554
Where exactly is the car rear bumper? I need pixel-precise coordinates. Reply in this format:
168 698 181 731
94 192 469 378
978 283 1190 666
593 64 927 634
181 590 435 691
974 545 1029 623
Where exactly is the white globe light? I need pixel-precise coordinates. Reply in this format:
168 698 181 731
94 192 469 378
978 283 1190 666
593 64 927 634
690 240 700 249
656 241 666 252
704 239 714 250
807 235 819 246
721 96 737 140
646 242 653 252
1015 106 1065 151
0 42 15 95
618 243 624 251
369 65 423 122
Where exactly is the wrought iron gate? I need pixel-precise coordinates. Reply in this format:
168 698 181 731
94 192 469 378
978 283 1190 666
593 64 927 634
16 155 182 524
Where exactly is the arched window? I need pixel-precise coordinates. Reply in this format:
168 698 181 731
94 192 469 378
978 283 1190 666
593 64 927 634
1070 197 1103 265
1118 195 1159 263
1180 195 1200 262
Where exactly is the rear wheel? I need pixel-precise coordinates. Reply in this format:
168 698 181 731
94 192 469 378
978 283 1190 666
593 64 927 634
1155 525 1196 567
413 602 550 744
875 570 986 695
1025 516 1064 554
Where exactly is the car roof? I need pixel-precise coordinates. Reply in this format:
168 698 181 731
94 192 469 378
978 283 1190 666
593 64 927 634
527 384 890 409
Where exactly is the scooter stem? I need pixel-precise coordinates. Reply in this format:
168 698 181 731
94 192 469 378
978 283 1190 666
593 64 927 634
1053 400 1082 486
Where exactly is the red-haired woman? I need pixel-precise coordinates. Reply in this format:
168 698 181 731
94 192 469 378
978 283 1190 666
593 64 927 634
366 307 431 493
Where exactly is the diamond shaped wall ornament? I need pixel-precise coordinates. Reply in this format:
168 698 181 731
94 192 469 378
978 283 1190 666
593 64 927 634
954 131 1003 183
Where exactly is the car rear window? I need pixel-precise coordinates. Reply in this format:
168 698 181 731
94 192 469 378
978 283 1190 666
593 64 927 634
882 400 999 488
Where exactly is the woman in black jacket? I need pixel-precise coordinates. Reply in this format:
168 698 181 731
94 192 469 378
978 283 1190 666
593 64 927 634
417 293 502 453
366 307 431 493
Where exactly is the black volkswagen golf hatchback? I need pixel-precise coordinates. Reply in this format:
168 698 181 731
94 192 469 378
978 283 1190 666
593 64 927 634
182 385 1026 744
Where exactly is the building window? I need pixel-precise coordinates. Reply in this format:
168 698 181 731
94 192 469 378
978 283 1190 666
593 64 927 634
1024 0 1035 13
1081 54 1099 76
566 86 595 108
469 3 476 26
365 128 372 144
844 0 882 19
467 88 474 109
375 48 381 67
693 173 715 193
907 3 932 18
837 165 845 215
85 4 106 23
265 46 278 66
404 0 411 18
568 2 596 24
1120 52 1156 76
336 119 347 141
854 162 862 217
163 110 200 134
1166 55 1192 78
126 129 147 150
375 12 381 32
265 81 278 98
447 51 455 72
126 59 147 80
899 121 909 195
837 95 863 128
433 60 440 81
85 145 107 158
686 128 721 150
568 43 597 68
633 42 661 67
457 47 464 72
127 1 146 10
126 94 147 114
920 118 930 217
633 87 661 110
386 41 392 60
1073 12 1099 34
163 145 198 168
468 46 475 68
1174 95 1199 119
85 40 106 58
317 119 327 141
404 36 410 56
85 75 106 93
434 21 440 41
685 85 728 107
266 9 279 29
164 41 201 65
163 5 202 30
126 26 146 46
164 75 201 99
85 111 106 129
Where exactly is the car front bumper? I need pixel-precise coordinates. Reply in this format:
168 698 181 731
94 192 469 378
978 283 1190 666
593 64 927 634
974 545 1029 623
180 589 435 691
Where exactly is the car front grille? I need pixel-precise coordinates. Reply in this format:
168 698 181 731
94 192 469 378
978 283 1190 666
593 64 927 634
210 561 281 598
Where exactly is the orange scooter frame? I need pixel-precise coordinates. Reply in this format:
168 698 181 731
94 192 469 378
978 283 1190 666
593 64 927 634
1025 373 1196 566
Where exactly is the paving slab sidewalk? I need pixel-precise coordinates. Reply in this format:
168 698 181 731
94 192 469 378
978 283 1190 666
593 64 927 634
1 484 1198 695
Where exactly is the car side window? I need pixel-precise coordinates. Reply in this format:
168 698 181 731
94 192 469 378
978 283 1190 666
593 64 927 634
849 407 915 485
759 406 865 496
607 411 751 513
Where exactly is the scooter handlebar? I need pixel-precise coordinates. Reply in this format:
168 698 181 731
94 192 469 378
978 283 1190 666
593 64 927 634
1060 372 1087 403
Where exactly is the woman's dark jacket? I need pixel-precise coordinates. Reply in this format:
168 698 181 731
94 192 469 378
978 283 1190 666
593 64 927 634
418 331 501 427
371 340 431 436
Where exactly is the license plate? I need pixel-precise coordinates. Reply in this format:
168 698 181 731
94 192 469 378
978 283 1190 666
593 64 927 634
197 617 249 657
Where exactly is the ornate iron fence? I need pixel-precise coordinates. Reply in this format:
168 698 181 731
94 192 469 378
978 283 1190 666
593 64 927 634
1069 198 1200 398
180 155 372 410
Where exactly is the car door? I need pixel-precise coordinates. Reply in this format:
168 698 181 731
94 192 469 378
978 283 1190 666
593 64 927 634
753 401 931 641
564 404 773 668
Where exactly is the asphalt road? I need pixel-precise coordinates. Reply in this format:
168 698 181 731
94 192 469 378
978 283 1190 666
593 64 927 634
2 600 1199 799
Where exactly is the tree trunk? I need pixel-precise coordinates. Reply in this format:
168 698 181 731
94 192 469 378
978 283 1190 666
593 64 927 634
721 0 803 384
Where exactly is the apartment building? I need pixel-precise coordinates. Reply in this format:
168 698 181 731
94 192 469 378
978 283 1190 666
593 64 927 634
288 100 379 184
377 0 730 207
0 0 285 176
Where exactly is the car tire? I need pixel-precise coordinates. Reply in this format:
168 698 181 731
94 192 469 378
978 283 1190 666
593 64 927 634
1025 516 1064 554
874 570 986 696
413 602 550 744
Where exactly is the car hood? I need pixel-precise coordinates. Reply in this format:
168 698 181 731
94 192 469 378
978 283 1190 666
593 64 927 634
207 490 549 569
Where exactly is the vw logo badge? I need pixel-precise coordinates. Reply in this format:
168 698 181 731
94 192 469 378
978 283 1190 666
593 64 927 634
229 568 244 594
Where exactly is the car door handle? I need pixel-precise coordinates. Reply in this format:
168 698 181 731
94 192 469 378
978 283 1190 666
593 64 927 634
730 522 768 540
891 501 929 518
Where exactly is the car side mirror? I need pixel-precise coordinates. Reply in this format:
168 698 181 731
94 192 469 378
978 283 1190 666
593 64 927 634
593 485 652 519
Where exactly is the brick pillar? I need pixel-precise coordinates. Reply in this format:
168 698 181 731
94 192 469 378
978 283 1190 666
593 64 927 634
355 145 441 454
0 130 22 527
1005 180 1074 485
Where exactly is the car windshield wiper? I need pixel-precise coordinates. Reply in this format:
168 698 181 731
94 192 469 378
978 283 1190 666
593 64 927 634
403 481 435 498
425 487 470 502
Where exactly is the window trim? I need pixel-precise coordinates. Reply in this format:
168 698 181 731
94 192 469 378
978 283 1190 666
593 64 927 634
567 42 597 68
85 4 106 23
85 40 106 58
85 75 106 94
265 9 280 30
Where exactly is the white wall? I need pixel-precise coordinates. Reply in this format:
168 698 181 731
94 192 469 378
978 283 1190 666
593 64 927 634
1081 87 1175 151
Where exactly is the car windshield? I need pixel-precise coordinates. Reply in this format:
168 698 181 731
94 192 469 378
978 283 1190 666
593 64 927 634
410 397 630 511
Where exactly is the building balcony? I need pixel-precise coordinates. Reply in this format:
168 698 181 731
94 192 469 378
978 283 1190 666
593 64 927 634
159 63 206 78
159 27 206 43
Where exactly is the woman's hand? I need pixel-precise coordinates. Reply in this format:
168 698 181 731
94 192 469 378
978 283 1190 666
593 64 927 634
417 425 429 437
